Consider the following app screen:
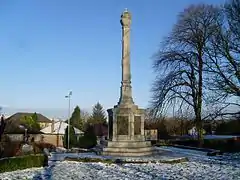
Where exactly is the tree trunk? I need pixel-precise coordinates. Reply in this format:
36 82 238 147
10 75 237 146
196 109 204 147
197 50 204 147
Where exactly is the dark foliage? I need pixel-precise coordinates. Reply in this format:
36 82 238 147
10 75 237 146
69 106 84 131
0 116 6 141
78 124 97 149
215 120 240 135
92 123 108 137
173 138 240 152
89 102 107 125
63 125 77 149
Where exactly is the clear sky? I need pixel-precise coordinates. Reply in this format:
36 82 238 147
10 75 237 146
0 0 225 117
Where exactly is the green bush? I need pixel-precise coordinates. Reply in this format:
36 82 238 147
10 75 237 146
0 154 44 173
77 124 97 149
77 135 97 149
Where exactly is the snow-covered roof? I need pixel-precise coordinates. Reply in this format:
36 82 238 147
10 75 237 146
40 121 84 135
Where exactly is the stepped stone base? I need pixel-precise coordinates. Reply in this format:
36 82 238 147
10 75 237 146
102 140 155 157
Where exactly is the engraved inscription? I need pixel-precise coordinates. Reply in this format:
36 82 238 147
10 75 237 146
117 116 129 135
134 116 141 135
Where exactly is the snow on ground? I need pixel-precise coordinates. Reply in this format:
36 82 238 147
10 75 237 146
0 147 239 180
1 160 239 180
158 146 240 168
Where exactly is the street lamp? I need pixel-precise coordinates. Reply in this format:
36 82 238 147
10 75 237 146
65 91 72 150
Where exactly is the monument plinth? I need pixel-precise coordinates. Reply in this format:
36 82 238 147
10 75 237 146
102 9 153 156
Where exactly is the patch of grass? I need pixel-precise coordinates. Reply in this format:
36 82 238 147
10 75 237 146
0 154 44 173
158 157 188 164
64 157 188 164
65 157 113 164
155 140 171 146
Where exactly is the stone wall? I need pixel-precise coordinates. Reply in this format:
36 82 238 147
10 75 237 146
7 134 42 142
6 134 64 147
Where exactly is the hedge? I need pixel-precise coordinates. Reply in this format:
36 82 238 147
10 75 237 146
0 154 44 173
171 139 240 152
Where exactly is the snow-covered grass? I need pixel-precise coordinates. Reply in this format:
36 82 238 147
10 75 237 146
0 160 239 180
158 146 240 168
0 147 239 180
204 135 240 140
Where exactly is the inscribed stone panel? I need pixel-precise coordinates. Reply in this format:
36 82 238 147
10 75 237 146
117 116 128 135
134 116 141 135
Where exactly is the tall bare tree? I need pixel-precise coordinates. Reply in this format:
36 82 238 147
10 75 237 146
205 0 240 115
151 4 221 144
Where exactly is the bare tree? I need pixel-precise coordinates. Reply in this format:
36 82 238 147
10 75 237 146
174 108 195 135
151 4 221 144
205 0 240 114
80 110 91 123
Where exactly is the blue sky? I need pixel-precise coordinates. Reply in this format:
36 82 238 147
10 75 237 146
0 0 225 118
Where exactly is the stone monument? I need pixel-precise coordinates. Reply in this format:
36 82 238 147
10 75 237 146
102 9 153 156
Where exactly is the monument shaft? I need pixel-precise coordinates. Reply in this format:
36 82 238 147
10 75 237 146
119 9 134 105
122 24 130 82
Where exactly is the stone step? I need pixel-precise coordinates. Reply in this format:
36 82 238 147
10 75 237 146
107 141 152 148
103 146 154 153
102 150 153 157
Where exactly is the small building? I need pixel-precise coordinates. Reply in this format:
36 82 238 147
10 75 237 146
144 129 158 141
40 120 84 147
188 126 206 137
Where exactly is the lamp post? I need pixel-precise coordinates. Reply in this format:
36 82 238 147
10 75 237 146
65 91 72 150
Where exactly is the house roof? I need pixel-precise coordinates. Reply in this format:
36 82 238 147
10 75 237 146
4 112 51 134
40 121 84 135
6 112 52 123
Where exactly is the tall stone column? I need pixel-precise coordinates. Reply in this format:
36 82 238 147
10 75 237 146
118 9 134 105
103 9 153 157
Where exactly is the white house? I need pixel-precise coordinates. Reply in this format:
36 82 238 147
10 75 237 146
40 120 84 147
41 121 83 135
188 126 206 137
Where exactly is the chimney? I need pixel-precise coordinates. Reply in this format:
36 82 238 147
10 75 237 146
51 119 54 133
